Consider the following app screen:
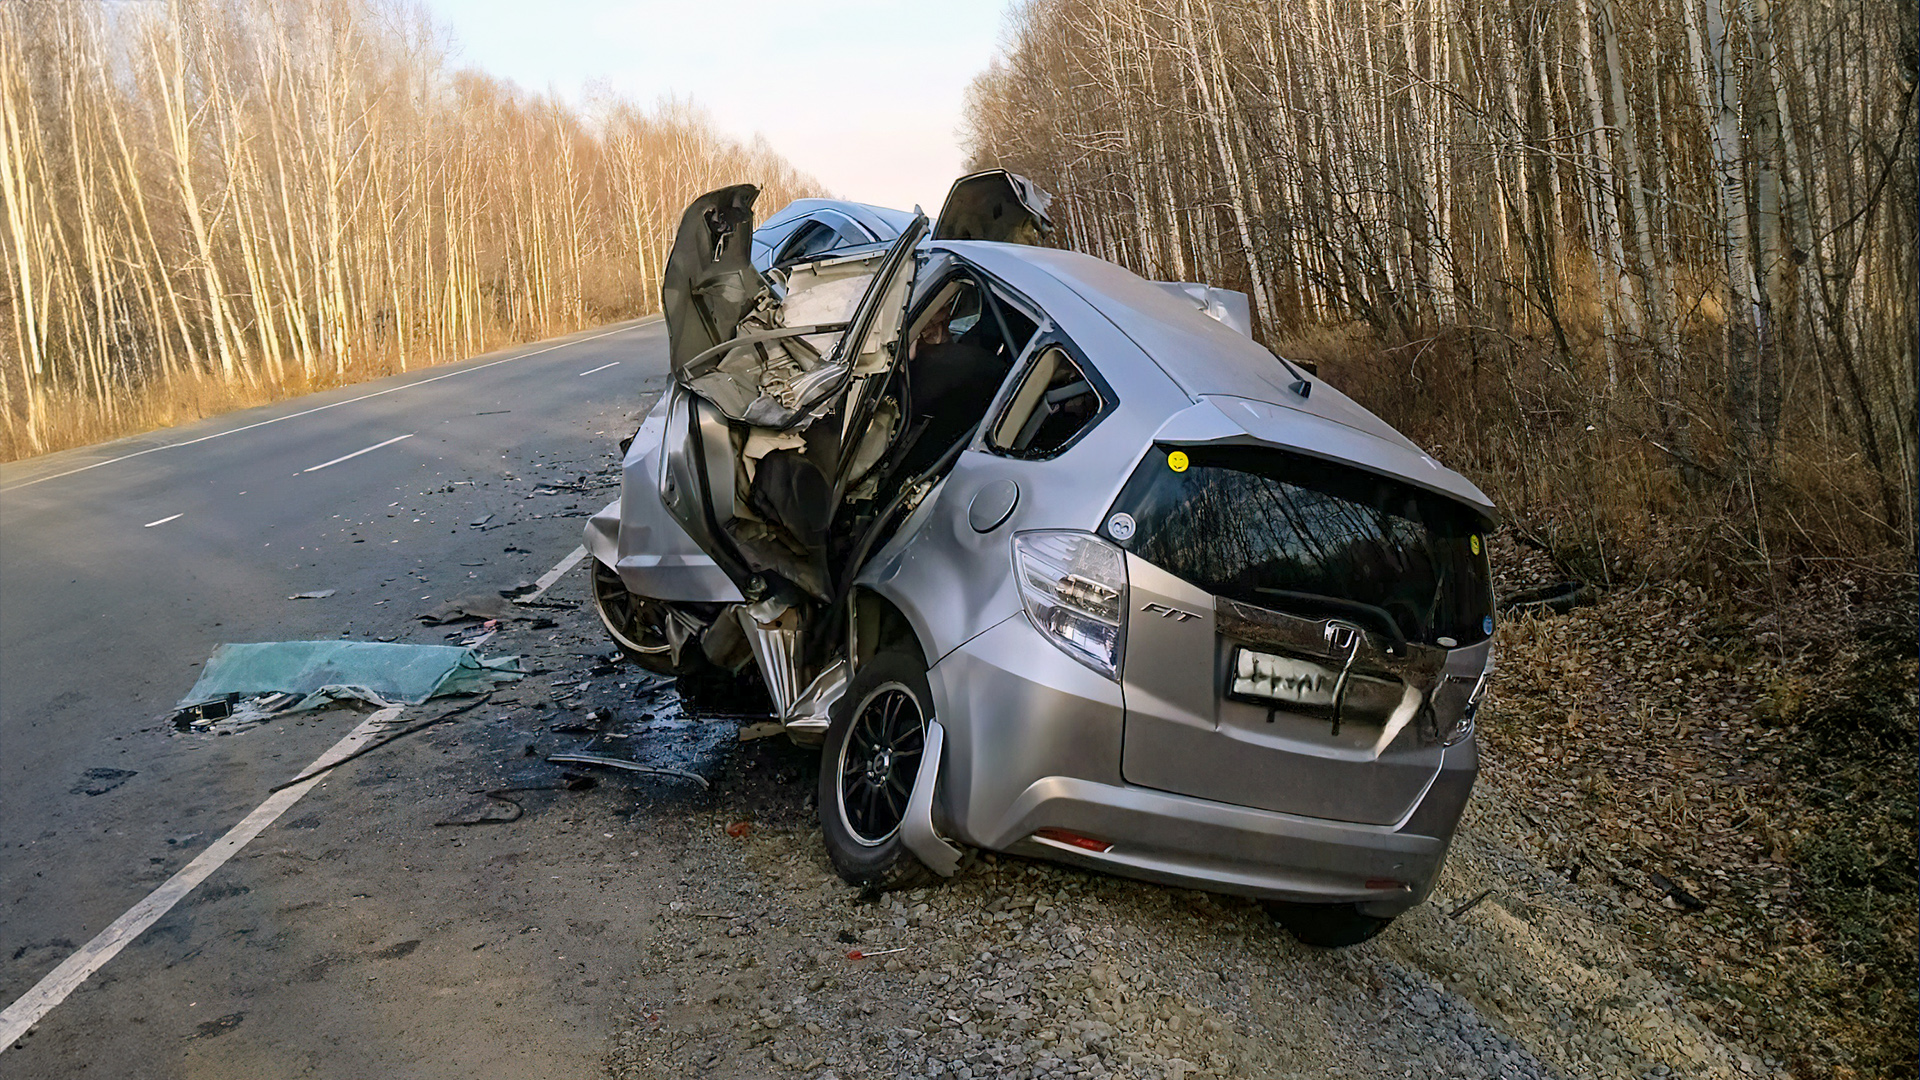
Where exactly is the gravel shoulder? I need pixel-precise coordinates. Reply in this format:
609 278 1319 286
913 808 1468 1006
598 763 1780 1080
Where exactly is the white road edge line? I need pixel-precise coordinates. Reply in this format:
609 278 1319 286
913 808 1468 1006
518 544 588 604
0 705 408 1052
577 361 620 376
301 433 414 474
142 513 183 528
0 317 660 494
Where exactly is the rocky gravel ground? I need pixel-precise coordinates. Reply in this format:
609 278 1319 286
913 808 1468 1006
592 786 1784 1080
585 710 1782 1080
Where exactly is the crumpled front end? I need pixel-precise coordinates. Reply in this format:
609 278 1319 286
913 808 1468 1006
586 397 741 605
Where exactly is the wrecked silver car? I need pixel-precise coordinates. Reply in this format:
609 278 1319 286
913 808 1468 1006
586 171 1495 946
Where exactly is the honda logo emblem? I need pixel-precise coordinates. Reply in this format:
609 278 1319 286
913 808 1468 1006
1323 621 1360 652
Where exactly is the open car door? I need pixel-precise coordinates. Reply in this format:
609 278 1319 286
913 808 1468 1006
932 169 1054 244
658 183 928 605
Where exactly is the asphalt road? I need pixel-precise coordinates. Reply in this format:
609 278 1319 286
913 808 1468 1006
0 317 671 1064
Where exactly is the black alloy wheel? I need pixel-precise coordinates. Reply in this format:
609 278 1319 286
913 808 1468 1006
589 558 679 675
836 684 925 845
818 650 939 890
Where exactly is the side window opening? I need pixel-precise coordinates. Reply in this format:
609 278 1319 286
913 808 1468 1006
987 344 1106 459
871 275 1037 481
776 221 843 267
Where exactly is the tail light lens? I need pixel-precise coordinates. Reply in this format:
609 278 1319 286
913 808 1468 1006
1013 530 1127 680
1034 827 1114 853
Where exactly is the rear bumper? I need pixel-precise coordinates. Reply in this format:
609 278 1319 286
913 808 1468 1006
991 775 1459 916
930 614 1474 917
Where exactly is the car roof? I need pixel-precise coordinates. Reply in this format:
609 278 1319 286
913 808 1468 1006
933 240 1495 514
760 198 914 241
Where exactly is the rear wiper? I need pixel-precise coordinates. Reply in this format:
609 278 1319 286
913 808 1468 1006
1252 588 1408 654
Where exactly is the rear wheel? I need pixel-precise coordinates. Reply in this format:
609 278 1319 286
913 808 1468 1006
818 650 936 891
590 558 694 676
1262 901 1395 947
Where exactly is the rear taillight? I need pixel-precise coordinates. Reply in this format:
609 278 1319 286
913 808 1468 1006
1013 530 1127 680
1035 828 1114 853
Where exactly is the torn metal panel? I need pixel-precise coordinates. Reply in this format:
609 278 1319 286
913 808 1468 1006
673 236 900 432
783 658 848 743
738 608 802 718
662 184 768 373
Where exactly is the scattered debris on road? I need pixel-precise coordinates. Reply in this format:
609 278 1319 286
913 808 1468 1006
546 751 710 789
418 593 529 624
287 589 336 600
69 768 137 797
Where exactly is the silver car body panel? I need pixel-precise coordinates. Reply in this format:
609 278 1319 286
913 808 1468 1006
924 612 1475 914
1117 553 1489 827
851 265 1180 665
901 719 965 877
584 393 742 604
1151 395 1494 512
1152 282 1253 338
781 658 847 744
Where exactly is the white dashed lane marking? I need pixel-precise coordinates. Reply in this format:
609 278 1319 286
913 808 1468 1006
577 361 620 376
0 318 656 494
301 433 414 474
0 705 408 1052
142 513 183 528
518 545 589 604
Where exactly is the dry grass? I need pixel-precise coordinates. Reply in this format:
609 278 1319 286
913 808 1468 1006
1483 532 1917 1079
1278 323 1912 593
1274 324 1918 1076
0 320 611 464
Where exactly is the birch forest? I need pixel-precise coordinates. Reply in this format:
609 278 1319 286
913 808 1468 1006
965 0 1916 582
0 0 820 461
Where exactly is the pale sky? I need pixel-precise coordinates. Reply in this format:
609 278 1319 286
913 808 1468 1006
420 0 1017 214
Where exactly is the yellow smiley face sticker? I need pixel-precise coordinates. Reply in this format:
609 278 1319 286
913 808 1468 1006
1167 450 1190 473
1471 534 1483 556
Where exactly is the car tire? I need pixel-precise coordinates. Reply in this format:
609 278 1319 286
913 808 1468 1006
1263 901 1395 947
818 650 937 892
589 558 707 677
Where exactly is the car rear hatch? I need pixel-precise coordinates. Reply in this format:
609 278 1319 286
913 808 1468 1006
1108 443 1493 826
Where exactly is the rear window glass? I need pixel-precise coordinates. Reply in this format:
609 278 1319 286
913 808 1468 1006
1107 445 1493 647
